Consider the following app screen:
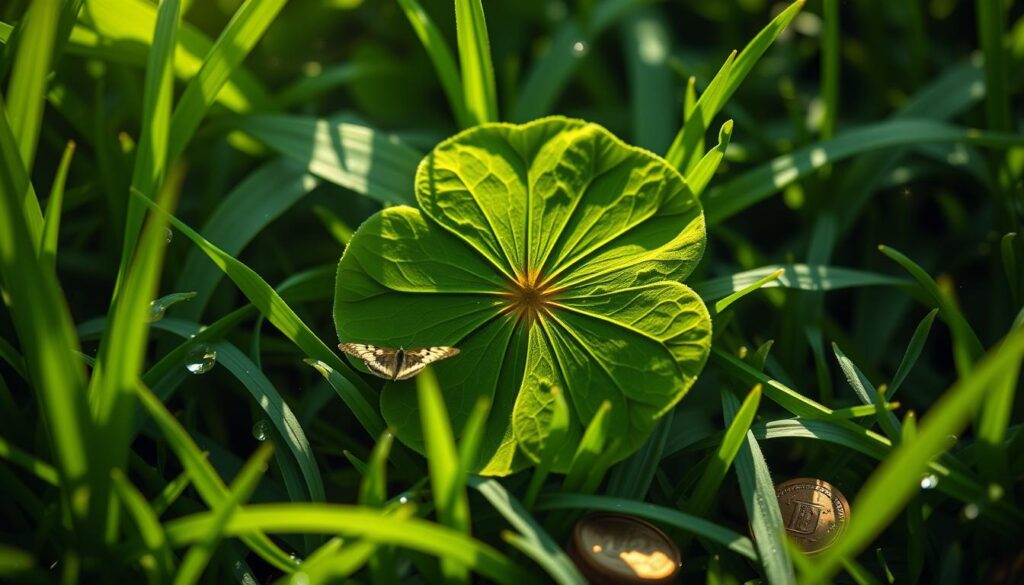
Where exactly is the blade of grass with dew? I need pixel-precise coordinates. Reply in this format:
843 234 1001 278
134 191 380 427
166 0 289 163
694 264 907 301
878 245 984 373
174 159 319 320
147 292 197 321
833 343 901 441
78 0 272 114
714 268 783 314
888 309 938 399
174 442 275 585
455 0 498 124
513 0 645 122
704 119 1024 225
535 494 757 560
111 469 174 584
687 120 733 197
470 477 585 585
665 0 803 172
417 367 470 582
4 0 59 177
236 115 420 205
523 385 570 509
133 382 297 572
684 385 761 519
622 7 676 153
396 0 470 128
605 408 673 499
0 96 93 533
802 327 1024 583
722 390 795 584
0 437 59 486
40 140 75 272
158 504 533 584
156 317 325 503
111 0 180 298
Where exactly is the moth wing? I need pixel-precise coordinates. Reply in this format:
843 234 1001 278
404 346 460 366
338 343 399 380
393 360 428 381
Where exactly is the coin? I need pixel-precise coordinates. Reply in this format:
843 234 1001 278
774 477 850 554
568 513 681 584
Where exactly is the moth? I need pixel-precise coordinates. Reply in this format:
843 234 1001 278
338 342 460 381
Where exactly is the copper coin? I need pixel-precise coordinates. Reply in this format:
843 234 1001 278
774 478 850 554
568 513 680 584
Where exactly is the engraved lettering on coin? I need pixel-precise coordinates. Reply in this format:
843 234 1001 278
774 478 850 554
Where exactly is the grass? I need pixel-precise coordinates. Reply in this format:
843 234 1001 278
0 0 1022 583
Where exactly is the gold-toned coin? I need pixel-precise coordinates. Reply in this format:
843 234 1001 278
774 478 850 554
569 513 681 584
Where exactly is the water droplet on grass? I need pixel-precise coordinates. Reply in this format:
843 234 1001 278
571 41 587 57
962 503 980 520
164 227 173 243
185 344 216 374
252 420 270 442
920 474 939 489
147 300 166 322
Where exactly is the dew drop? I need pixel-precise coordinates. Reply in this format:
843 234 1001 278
920 474 939 490
184 344 216 374
252 420 270 442
398 496 409 504
147 300 166 322
288 552 302 565
164 227 173 243
571 41 587 57
962 503 980 520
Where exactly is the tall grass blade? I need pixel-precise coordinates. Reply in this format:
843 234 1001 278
695 264 907 301
622 8 675 153
455 0 498 124
687 120 733 197
888 309 938 399
40 140 75 272
833 343 901 441
396 0 470 128
111 469 174 584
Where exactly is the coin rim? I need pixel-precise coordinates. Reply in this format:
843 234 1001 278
571 512 682 583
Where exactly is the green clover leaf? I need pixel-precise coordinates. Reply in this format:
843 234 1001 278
334 116 711 475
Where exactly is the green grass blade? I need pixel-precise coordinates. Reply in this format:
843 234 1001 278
469 477 585 585
887 309 938 399
605 408 673 499
306 359 386 441
0 545 33 577
312 205 354 246
0 93 43 248
523 385 570 509
155 317 325 503
4 0 60 176
976 0 1012 134
802 327 1024 583
275 61 394 109
147 292 197 322
174 443 275 585
561 400 612 493
0 96 93 532
622 8 676 153
704 120 1024 225
111 469 174 584
0 336 27 381
722 390 795 585
819 0 839 140
40 140 75 272
114 0 180 295
133 382 298 572
416 367 470 582
236 115 421 205
714 268 783 313
360 431 393 507
167 0 289 163
159 504 533 584
174 159 319 320
687 119 733 197
0 436 59 486
134 191 380 430
455 0 498 124
395 0 470 128
150 469 191 516
878 245 984 373
976 327 1020 488
685 385 761 519
457 396 491 476
535 493 757 560
695 264 907 301
833 343 901 441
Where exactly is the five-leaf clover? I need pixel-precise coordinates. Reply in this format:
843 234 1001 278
334 116 711 475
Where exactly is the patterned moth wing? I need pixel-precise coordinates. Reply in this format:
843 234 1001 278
393 346 461 380
338 343 399 380
338 343 459 381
